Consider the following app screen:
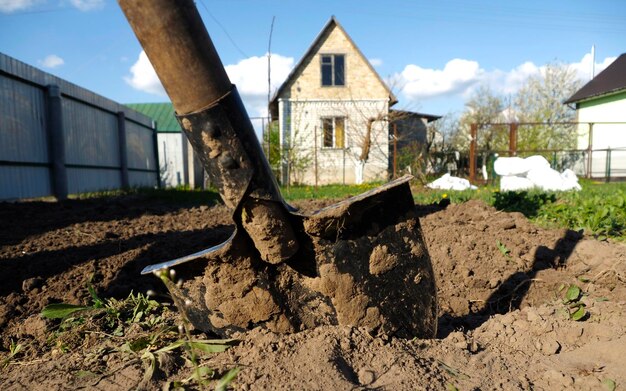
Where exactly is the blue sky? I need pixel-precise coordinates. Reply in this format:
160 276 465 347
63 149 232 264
1 0 625 121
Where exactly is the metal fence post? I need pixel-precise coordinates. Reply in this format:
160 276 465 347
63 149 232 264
606 148 612 182
117 111 130 189
469 123 477 183
152 121 161 188
46 84 68 200
509 123 518 157
587 123 594 178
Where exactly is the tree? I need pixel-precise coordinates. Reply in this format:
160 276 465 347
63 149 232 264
262 121 281 180
514 62 582 150
455 85 508 152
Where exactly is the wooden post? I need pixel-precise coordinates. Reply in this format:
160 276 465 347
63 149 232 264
469 123 477 183
509 123 518 157
46 85 68 200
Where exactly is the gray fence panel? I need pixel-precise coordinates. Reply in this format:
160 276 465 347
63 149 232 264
1 52 159 200
66 167 121 194
0 166 51 200
126 120 156 170
62 98 119 167
0 75 48 163
128 171 157 188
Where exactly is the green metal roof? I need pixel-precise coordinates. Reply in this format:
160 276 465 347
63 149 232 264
126 103 181 132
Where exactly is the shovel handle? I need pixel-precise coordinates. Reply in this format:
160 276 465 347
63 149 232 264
118 0 230 114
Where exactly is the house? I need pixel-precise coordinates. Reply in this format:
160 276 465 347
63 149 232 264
269 17 398 185
126 103 205 188
565 53 626 178
389 110 442 175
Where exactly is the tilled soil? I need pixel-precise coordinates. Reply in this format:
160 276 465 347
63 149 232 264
1 194 625 390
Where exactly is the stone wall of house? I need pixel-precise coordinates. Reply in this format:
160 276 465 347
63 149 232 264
282 24 390 102
281 100 389 185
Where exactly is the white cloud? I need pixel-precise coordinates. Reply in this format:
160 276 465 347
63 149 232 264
397 52 617 105
570 52 616 82
125 51 294 117
399 58 483 100
225 53 294 117
369 58 383 67
68 0 103 11
124 51 166 96
0 0 40 13
39 54 64 69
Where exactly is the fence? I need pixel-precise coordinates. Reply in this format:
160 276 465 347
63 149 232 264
468 122 626 183
0 53 159 200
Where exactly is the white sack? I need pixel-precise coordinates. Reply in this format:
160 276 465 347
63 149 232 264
499 175 535 192
494 157 528 176
427 173 477 191
494 155 550 176
495 155 581 192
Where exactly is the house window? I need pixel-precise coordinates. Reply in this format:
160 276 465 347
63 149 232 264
321 54 345 86
322 117 345 148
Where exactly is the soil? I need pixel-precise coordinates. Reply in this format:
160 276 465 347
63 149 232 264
1 192 625 390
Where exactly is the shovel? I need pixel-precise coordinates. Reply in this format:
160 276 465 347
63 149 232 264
119 0 437 338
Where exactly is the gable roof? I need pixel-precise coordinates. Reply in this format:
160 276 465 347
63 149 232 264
565 53 626 104
390 110 441 123
126 103 181 132
269 16 397 119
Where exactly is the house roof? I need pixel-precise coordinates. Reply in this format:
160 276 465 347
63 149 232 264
126 103 181 132
390 109 441 123
565 53 626 104
269 16 397 119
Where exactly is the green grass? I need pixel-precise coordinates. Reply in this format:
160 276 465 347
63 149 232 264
280 182 383 201
414 179 626 241
71 179 626 241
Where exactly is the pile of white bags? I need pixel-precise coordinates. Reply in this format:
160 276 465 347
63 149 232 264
494 155 581 192
426 173 478 191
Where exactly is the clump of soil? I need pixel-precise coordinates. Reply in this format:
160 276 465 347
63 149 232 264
1 195 625 390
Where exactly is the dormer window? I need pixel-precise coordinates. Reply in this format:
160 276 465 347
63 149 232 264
321 54 345 86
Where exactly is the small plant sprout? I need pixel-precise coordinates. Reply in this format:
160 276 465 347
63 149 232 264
562 284 587 321
496 240 512 260
1 339 23 369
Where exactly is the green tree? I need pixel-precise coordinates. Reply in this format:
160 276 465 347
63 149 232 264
262 121 281 179
514 62 582 150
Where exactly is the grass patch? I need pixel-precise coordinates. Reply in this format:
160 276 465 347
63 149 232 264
412 179 626 241
280 182 383 201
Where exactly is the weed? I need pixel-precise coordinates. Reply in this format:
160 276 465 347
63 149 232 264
496 240 512 258
561 284 587 321
602 378 617 391
151 268 240 389
42 285 162 337
1 339 23 369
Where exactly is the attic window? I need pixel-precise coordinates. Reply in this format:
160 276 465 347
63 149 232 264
321 54 345 86
322 117 345 148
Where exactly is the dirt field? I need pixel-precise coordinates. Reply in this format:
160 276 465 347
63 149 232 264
1 193 625 390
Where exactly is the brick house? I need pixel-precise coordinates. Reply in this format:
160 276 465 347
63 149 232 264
269 17 397 185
